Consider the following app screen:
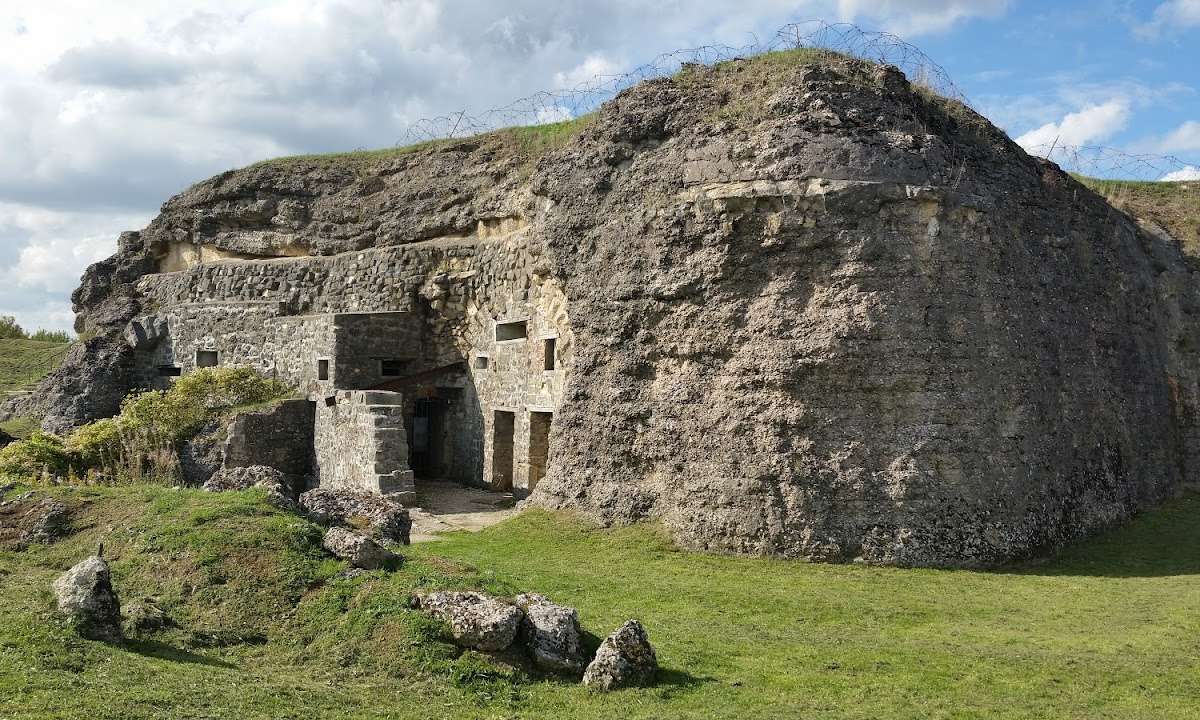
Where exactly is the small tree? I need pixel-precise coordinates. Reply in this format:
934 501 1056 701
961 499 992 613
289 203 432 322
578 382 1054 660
29 329 71 344
0 315 25 340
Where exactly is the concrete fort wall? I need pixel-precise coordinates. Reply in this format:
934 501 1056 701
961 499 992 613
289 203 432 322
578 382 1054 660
314 390 415 499
222 399 316 479
131 230 572 496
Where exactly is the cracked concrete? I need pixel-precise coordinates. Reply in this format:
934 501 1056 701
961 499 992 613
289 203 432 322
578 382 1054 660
409 480 518 542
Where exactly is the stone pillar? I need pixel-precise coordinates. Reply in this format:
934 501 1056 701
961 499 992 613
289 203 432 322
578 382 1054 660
314 390 416 501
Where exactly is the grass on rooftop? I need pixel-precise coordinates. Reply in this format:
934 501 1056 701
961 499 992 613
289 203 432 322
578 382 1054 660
253 115 597 171
1076 176 1200 257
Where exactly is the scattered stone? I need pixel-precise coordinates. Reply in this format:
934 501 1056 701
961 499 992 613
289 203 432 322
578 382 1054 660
53 555 122 642
417 591 522 652
0 494 70 550
333 567 369 581
322 526 398 569
23 498 69 545
299 488 411 544
203 464 284 492
123 598 169 635
582 619 657 691
515 593 587 674
204 465 299 511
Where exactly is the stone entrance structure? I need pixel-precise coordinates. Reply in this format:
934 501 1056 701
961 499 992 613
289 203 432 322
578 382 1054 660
121 228 570 501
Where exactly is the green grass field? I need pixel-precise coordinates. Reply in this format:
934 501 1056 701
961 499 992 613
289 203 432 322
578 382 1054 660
0 338 68 397
1 484 1197 719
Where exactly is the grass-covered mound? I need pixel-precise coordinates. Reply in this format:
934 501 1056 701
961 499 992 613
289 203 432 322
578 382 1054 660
1077 177 1200 258
0 339 70 399
0 338 71 441
1 482 1198 719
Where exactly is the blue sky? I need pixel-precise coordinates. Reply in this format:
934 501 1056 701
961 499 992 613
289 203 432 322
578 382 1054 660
0 0 1197 335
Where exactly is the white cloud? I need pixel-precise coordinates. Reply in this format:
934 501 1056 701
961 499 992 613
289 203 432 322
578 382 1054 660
836 0 1010 36
1154 121 1200 153
0 203 151 333
1136 0 1200 38
1161 165 1200 181
555 55 622 90
1015 99 1131 154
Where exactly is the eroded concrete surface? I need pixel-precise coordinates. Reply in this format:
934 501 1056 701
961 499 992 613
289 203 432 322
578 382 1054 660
408 480 518 542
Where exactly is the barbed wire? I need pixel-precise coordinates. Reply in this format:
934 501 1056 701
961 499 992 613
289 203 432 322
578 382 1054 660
1024 142 1199 182
399 21 967 143
398 20 1198 183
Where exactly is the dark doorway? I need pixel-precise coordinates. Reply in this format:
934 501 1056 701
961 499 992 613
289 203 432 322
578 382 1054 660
528 411 552 490
492 410 515 490
411 398 446 479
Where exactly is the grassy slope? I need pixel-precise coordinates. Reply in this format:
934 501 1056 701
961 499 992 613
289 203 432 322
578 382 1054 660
0 339 68 437
0 339 68 396
1 485 1198 719
253 114 598 171
1077 177 1200 258
249 48 869 172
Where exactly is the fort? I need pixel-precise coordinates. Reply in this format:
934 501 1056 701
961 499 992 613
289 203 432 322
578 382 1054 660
8 52 1200 567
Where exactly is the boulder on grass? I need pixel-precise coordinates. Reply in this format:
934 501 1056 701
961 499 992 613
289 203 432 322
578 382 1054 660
322 526 398 569
582 619 657 691
4 496 71 549
204 465 298 511
24 498 70 545
203 464 283 491
52 555 122 642
123 598 169 635
515 593 587 674
417 591 522 652
299 488 411 544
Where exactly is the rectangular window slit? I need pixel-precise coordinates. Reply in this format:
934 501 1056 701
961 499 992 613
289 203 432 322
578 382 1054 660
195 350 218 368
496 320 528 342
474 355 490 370
380 359 407 377
157 365 182 377
317 359 330 381
543 338 557 371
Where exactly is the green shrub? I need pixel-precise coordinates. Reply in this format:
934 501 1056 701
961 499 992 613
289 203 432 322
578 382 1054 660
28 329 71 343
172 367 291 413
0 315 24 340
0 431 71 477
60 367 293 485
65 418 123 469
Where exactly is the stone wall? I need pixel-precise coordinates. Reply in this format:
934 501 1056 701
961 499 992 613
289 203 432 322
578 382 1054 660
222 399 315 479
332 312 424 390
313 390 415 500
131 226 571 496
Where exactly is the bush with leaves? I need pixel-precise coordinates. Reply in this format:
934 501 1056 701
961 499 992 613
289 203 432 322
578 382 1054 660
0 431 72 478
28 329 71 343
84 367 291 484
0 315 24 340
5 367 293 485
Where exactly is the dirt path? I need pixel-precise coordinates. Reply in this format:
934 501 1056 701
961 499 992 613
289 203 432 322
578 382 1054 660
408 480 519 542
